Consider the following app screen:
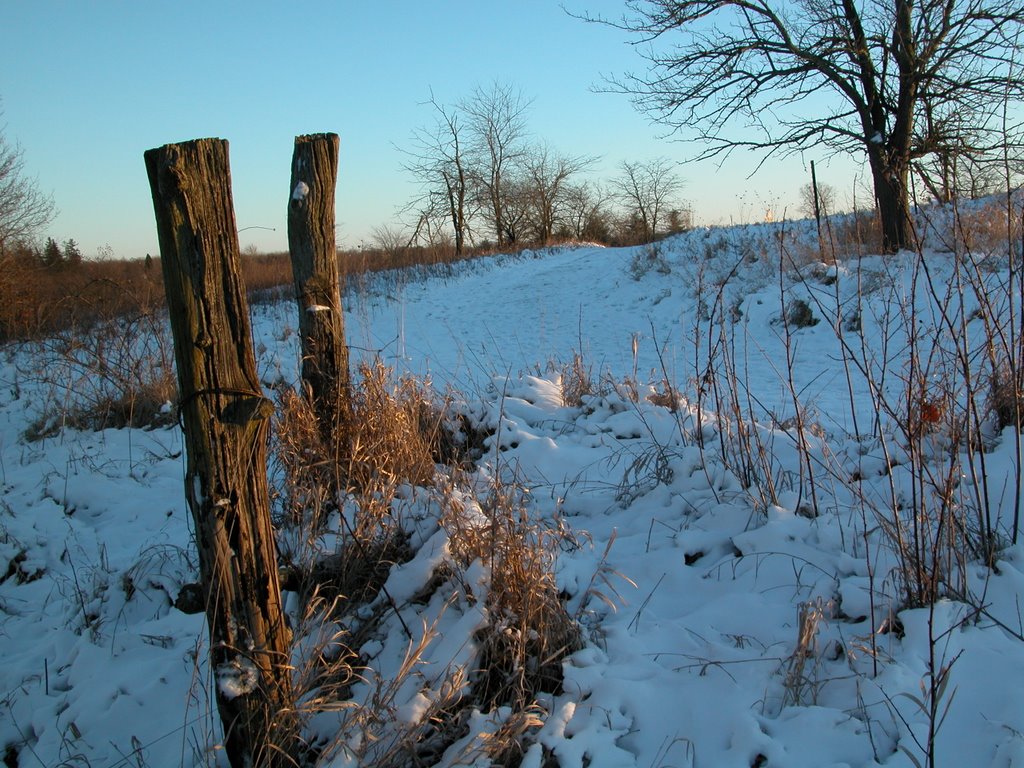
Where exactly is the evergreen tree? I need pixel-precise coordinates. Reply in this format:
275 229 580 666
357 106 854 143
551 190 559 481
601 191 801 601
42 237 62 268
62 238 82 266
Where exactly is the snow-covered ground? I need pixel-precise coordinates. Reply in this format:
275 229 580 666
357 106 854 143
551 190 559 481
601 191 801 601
3 205 1024 767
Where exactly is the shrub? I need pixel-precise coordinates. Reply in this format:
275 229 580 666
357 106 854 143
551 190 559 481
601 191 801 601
628 242 672 280
987 362 1024 431
785 298 819 328
22 310 177 439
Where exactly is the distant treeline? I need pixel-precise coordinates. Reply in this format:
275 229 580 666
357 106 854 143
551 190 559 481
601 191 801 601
0 236 609 343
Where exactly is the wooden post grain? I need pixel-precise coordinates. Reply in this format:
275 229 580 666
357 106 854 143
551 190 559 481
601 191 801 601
144 138 295 768
287 133 350 437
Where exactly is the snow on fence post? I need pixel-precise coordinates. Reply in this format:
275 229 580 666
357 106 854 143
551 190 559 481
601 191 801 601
287 132 351 438
144 138 296 768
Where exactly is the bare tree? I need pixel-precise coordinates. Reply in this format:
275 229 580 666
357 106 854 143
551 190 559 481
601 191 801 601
611 158 684 242
588 0 1024 252
522 143 596 243
372 223 412 259
402 93 472 255
562 181 613 241
407 202 456 253
912 96 1024 201
799 181 837 220
0 123 55 255
497 176 533 246
461 82 532 246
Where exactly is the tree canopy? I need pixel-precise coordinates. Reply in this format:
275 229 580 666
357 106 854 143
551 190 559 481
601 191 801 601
0 121 55 254
590 0 1024 251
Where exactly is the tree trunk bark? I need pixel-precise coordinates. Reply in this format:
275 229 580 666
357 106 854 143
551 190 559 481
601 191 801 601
875 0 917 254
287 133 350 438
444 171 466 256
869 147 914 253
144 138 295 768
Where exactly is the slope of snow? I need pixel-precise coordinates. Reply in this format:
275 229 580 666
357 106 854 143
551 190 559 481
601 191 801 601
2 207 1024 767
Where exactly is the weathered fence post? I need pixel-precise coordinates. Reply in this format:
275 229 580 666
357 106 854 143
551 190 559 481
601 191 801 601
287 133 350 436
144 139 295 768
811 159 824 249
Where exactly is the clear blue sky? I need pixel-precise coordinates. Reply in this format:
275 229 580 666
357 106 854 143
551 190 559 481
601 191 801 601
2 1 863 259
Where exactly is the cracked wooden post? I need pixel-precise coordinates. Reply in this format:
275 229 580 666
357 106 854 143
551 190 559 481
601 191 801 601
144 138 295 768
287 133 351 439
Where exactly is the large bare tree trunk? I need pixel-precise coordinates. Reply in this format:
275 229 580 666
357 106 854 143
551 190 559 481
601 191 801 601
145 138 295 768
869 146 914 253
287 133 350 437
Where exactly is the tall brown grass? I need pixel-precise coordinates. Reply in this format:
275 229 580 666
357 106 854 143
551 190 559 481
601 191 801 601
0 255 165 342
0 240 544 344
440 477 583 712
270 359 584 765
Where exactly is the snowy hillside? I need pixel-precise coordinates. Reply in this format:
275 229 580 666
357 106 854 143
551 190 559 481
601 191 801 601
3 203 1024 767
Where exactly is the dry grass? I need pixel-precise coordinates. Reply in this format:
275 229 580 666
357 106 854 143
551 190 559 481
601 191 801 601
345 361 441 508
0 252 163 342
271 363 582 765
21 308 177 439
988 363 1024 431
273 386 335 530
273 366 457 765
310 618 472 768
291 591 363 719
944 197 1023 256
827 209 884 257
0 239 520 345
274 360 446 512
272 361 443 608
442 478 582 713
781 598 830 708
559 352 594 408
446 705 548 767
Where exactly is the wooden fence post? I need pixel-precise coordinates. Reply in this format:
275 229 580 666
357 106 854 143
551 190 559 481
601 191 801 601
144 139 295 768
811 159 824 250
287 133 350 436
